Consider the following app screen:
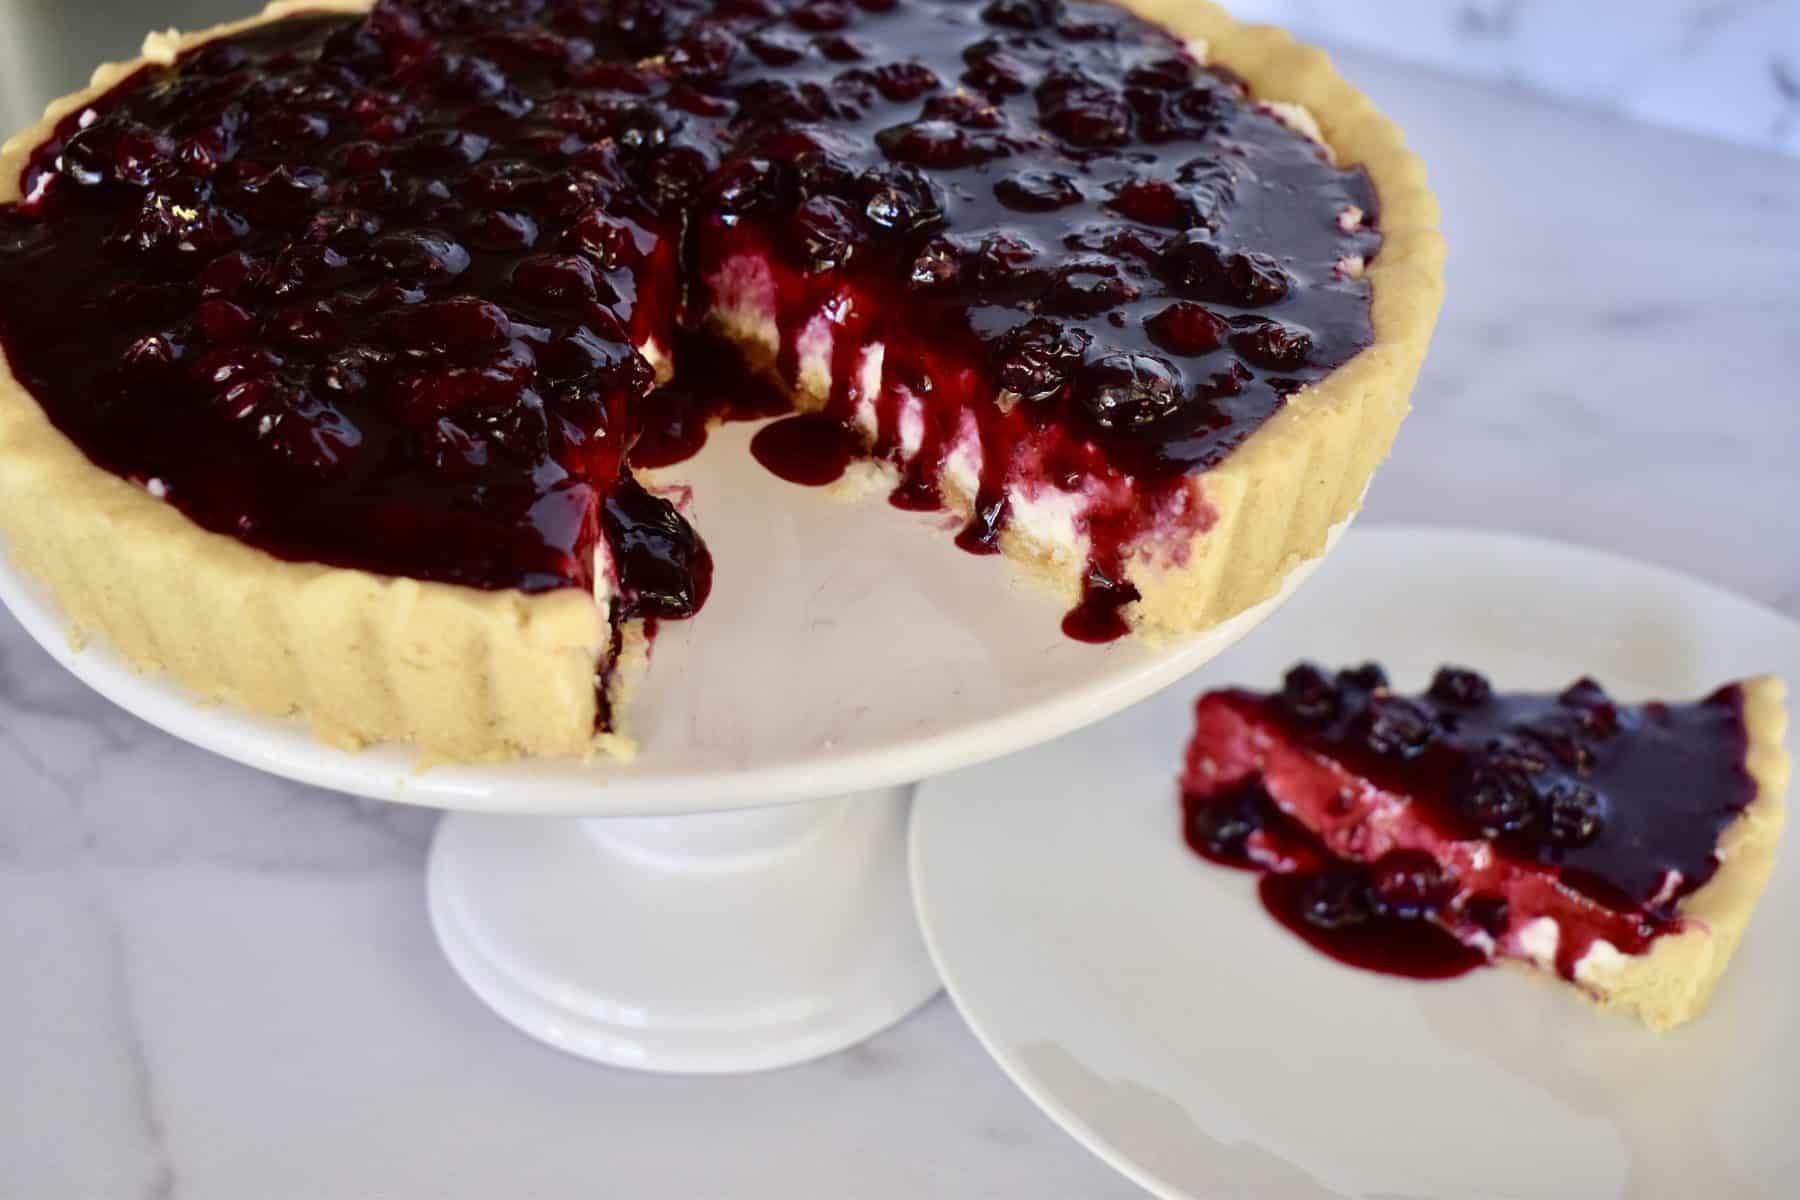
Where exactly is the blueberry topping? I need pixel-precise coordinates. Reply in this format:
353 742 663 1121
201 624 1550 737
1361 695 1435 759
1078 352 1182 430
1461 761 1540 838
994 168 1082 213
1541 779 1603 848
1279 662 1339 726
1336 663 1389 692
994 317 1090 406
1429 666 1492 707
857 162 943 234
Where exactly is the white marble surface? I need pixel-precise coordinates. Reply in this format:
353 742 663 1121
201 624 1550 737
1227 0 1800 159
3 47 1800 1200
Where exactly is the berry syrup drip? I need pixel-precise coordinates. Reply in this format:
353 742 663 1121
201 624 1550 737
0 0 1378 645
1184 778 1486 980
629 327 788 468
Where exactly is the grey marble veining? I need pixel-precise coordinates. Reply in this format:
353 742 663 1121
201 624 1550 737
1225 0 1800 159
2 33 1799 1200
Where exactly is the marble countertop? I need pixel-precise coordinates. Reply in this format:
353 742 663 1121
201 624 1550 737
4 38 1799 1200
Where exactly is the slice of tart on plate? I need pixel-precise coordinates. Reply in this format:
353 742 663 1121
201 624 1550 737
0 0 1441 761
1180 662 1790 1029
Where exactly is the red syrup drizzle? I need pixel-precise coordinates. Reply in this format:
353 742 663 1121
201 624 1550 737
749 413 860 486
1183 777 1487 980
1060 571 1140 643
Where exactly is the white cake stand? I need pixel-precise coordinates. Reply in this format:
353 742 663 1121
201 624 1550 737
0 420 1345 1073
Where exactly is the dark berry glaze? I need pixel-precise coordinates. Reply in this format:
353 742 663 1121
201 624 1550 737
1181 664 1758 981
0 0 1378 639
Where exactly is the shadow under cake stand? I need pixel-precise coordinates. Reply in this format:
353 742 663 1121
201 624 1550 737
0 421 1346 1073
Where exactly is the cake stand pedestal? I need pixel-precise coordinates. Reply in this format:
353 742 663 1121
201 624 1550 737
0 422 1346 1072
428 790 929 1073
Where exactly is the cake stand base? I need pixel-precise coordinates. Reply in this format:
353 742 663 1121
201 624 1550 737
426 786 939 1073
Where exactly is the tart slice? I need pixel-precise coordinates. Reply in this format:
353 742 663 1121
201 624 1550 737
1179 663 1789 1029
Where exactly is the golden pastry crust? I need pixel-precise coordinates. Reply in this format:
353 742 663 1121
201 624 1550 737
0 1 1442 761
1564 676 1790 1031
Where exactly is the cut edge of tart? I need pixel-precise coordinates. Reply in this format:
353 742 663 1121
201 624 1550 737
0 1 1443 762
1181 667 1790 1030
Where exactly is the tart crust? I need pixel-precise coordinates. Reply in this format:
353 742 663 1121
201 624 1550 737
1561 676 1790 1031
0 1 1444 761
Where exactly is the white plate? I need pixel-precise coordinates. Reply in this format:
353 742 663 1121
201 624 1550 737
912 527 1799 1200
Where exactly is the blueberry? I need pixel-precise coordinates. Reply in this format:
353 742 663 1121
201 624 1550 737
981 0 1060 29
511 254 608 305
119 332 183 376
1336 662 1388 692
1541 780 1603 848
382 297 513 358
1039 86 1133 148
1560 678 1621 736
639 142 715 208
1185 779 1268 858
1461 762 1539 838
876 120 1009 169
792 151 857 199
1078 352 1183 430
791 194 865 273
567 208 638 269
857 163 944 234
1230 320 1313 370
1145 302 1227 356
1525 726 1596 773
1108 179 1188 227
400 128 491 168
788 0 851 32
993 318 1090 406
370 230 470 283
1044 261 1138 316
961 51 1031 97
925 90 1007 129
994 169 1082 213
266 299 342 350
1280 663 1340 726
1429 666 1491 708
872 61 940 102
908 237 963 290
1162 232 1290 306
1362 696 1435 758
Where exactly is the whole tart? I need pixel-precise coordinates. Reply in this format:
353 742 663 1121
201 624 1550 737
1181 664 1790 1030
0 0 1443 760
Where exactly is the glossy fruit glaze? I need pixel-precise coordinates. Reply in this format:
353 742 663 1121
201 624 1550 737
1180 664 1756 980
0 0 1378 640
